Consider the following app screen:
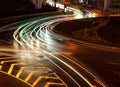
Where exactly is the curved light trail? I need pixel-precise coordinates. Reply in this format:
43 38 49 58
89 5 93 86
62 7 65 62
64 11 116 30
0 1 119 87
12 10 107 87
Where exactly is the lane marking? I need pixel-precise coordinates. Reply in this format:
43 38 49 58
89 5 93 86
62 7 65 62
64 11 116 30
44 82 64 87
16 66 48 78
1 60 21 64
32 76 58 87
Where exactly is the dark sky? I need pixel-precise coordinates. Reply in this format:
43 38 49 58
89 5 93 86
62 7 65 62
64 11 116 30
0 0 35 12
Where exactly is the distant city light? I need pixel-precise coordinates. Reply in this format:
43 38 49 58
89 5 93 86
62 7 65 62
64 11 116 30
79 0 83 3
74 13 83 19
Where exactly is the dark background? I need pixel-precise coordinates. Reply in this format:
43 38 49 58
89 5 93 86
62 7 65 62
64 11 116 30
0 0 57 18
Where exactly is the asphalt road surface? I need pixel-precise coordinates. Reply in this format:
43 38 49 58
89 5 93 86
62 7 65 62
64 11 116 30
0 11 120 87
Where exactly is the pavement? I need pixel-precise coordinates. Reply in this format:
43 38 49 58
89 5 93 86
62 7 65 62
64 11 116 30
0 6 120 87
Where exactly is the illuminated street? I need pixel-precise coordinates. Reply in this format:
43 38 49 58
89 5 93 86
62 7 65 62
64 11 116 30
0 0 120 87
0 10 106 87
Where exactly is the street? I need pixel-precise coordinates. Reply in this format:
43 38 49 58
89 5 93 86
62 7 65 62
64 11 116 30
0 10 119 87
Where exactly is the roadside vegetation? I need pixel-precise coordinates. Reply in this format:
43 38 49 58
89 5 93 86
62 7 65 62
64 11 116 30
72 18 108 44
55 17 120 47
97 16 120 46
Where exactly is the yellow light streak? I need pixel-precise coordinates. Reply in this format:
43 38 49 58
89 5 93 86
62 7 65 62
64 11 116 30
44 82 64 87
32 76 58 87
16 67 24 78
94 79 106 87
25 72 34 82
25 67 53 82
0 70 32 86
46 56 80 86
8 63 18 74
0 56 17 59
1 60 21 64
16 67 47 78
58 52 106 87
0 65 2 71
54 73 68 87
12 8 106 87
47 52 93 87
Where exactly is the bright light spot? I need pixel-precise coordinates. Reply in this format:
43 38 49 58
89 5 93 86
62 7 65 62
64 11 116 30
36 40 40 48
46 0 54 6
92 13 96 17
79 0 83 3
74 13 83 19
56 3 64 9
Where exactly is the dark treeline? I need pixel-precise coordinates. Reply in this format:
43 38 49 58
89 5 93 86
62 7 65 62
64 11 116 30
0 0 57 18
0 0 35 13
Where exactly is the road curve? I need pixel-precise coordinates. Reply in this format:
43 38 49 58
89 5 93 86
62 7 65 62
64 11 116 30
0 8 119 87
12 12 108 87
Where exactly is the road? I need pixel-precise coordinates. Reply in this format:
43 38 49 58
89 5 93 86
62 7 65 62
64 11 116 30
0 11 120 87
13 13 101 87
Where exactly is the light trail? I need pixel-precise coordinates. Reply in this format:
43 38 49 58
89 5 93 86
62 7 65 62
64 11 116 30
55 51 107 87
12 6 105 87
0 71 32 86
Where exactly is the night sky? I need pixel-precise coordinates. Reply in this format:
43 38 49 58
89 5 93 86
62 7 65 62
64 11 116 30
0 0 35 13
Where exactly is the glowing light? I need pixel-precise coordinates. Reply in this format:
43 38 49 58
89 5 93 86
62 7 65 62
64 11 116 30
0 71 32 86
92 12 97 17
12 6 107 87
74 13 84 19
46 0 54 6
32 76 58 87
56 3 64 9
92 13 96 17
